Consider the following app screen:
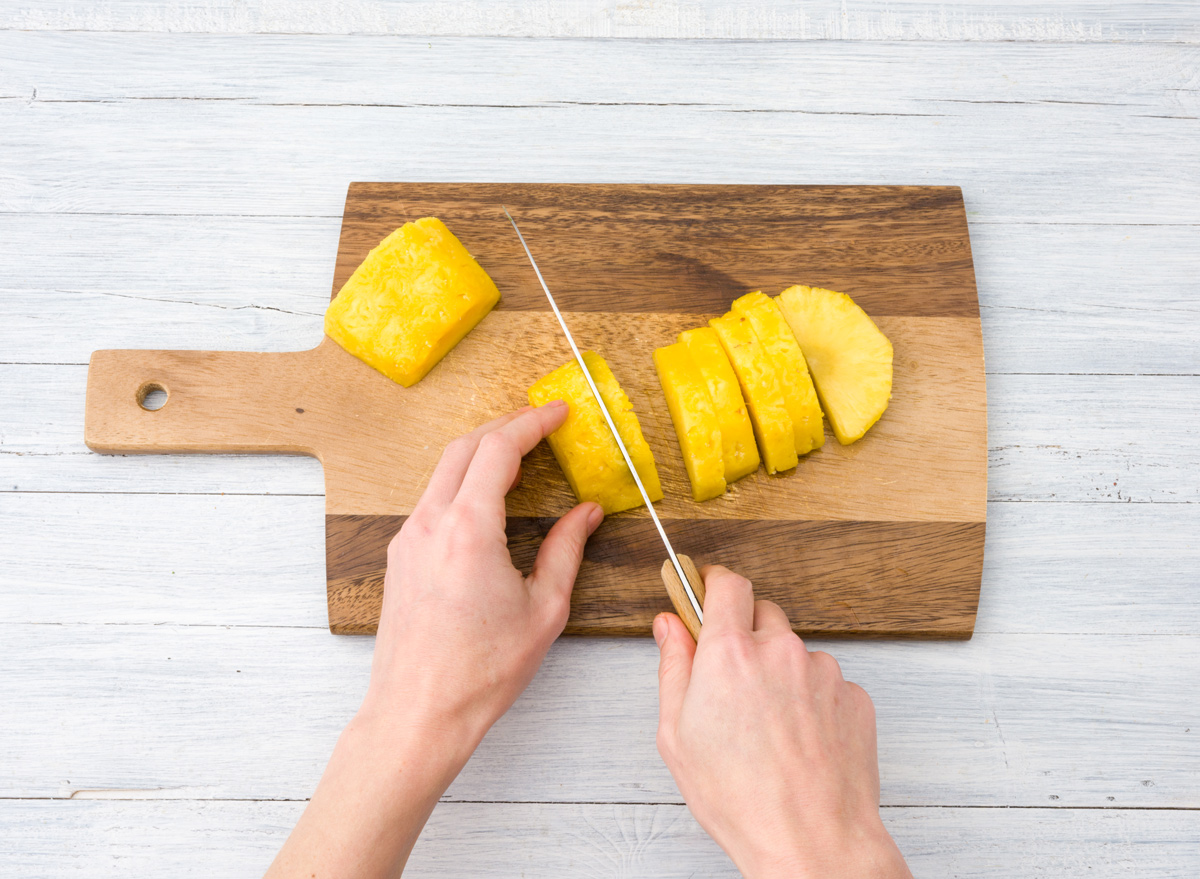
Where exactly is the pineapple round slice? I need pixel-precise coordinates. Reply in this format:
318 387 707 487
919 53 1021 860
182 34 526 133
654 342 727 502
776 285 893 445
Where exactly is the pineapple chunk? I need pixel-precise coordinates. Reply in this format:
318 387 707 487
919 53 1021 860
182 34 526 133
324 217 500 387
776 285 893 444
528 351 663 515
654 343 726 502
677 327 760 483
710 312 798 475
732 291 825 455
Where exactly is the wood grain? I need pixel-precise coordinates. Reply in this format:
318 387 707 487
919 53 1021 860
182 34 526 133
5 1 1198 42
85 183 986 638
4 625 1199 807
4 799 1199 878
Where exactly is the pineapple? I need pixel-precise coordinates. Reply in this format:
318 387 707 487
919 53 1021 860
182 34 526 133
653 342 726 502
710 312 798 475
677 327 760 483
528 351 663 515
324 217 500 387
776 285 893 444
732 291 825 455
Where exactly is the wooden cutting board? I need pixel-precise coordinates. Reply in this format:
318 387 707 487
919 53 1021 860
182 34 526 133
86 183 986 638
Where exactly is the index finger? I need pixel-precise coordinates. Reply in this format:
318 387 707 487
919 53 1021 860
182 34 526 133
455 401 569 517
415 407 532 515
697 565 755 634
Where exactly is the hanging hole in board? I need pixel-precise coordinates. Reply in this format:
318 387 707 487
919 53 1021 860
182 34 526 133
137 382 168 411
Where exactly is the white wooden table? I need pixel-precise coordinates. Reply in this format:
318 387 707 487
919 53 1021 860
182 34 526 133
2 3 1198 875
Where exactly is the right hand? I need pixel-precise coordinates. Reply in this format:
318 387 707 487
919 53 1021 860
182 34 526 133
653 566 912 879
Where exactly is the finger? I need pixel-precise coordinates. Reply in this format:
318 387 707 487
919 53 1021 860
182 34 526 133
655 613 696 736
417 407 531 513
507 464 524 495
752 598 792 634
456 402 569 513
809 650 845 682
697 565 755 633
527 502 604 613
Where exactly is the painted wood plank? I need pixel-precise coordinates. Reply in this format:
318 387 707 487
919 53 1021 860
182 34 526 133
6 364 1196 503
2 799 1198 878
0 624 1196 806
1 215 1196 375
5 35 1200 112
1 87 1197 224
3 490 1198 634
2 0 1199 42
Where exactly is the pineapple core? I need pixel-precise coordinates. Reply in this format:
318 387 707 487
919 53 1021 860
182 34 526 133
654 342 726 502
528 352 663 515
776 285 893 445
324 217 500 387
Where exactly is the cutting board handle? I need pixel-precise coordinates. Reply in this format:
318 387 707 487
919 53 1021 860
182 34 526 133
85 345 324 456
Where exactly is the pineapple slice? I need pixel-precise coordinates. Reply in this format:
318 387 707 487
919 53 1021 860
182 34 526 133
528 351 663 515
776 285 893 444
710 312 798 475
325 217 500 387
732 291 825 455
677 327 760 483
653 342 726 502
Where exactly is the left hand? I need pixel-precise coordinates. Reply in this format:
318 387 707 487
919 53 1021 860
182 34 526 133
266 402 601 879
362 401 604 748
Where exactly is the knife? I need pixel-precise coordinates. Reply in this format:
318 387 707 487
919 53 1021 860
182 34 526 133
503 207 707 641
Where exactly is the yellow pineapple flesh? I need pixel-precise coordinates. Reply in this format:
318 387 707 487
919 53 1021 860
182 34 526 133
710 312 798 475
677 326 760 483
653 342 726 502
528 351 663 515
324 217 500 387
776 285 893 444
732 291 825 455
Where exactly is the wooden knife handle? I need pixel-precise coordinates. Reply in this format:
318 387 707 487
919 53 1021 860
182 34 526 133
660 553 707 642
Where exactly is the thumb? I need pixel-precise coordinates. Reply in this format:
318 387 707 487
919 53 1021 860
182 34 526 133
654 613 696 735
528 502 603 608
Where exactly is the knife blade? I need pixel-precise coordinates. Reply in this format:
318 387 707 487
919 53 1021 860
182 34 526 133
503 207 705 632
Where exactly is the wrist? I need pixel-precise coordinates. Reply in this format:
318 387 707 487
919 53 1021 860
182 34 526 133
736 813 910 879
352 691 485 785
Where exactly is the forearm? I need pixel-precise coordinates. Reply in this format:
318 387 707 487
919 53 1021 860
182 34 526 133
265 707 477 879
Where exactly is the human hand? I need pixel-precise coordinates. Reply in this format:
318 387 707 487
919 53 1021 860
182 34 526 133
653 566 911 879
266 403 602 879
361 402 603 751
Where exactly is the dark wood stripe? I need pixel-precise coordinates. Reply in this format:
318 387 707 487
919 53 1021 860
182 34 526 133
333 183 979 318
327 514 984 639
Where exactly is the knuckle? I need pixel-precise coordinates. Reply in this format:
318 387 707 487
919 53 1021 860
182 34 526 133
478 430 516 459
810 650 844 680
442 434 474 461
655 727 675 761
709 567 752 592
708 628 755 665
847 680 875 710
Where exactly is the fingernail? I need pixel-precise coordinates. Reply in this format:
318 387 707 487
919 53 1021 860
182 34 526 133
586 503 604 532
543 399 567 409
653 615 667 648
